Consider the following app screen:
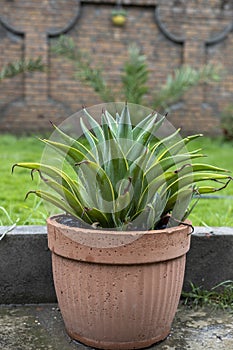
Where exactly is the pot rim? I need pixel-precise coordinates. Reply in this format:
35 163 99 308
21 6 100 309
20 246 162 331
48 213 192 237
47 214 192 264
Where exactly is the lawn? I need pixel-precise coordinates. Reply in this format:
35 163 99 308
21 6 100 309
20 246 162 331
0 134 233 227
0 135 50 225
188 136 233 226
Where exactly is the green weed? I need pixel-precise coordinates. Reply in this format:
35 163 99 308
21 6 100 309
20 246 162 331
182 281 233 311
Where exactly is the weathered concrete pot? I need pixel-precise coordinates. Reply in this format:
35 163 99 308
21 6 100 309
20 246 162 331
47 214 191 350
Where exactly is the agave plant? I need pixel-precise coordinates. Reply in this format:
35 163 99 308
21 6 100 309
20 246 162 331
12 104 231 230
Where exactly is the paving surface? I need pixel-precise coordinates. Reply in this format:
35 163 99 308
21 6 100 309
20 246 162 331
0 303 232 350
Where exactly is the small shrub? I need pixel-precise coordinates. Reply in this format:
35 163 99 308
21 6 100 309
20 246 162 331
220 104 233 141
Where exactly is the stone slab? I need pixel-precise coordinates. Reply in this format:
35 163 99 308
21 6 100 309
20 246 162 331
0 225 233 303
0 303 232 350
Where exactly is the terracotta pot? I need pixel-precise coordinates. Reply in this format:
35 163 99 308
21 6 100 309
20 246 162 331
111 15 126 26
47 214 191 350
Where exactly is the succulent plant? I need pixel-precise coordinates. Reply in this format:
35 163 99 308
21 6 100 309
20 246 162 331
12 104 231 230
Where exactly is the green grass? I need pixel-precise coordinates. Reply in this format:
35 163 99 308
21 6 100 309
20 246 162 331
0 134 233 226
188 137 233 226
182 281 233 311
0 135 53 225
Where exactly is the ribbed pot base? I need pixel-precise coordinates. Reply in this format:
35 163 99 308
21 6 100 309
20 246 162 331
68 328 170 350
52 253 184 349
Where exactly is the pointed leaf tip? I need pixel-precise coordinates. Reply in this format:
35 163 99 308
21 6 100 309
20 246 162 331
30 169 35 180
75 160 90 166
31 168 48 182
24 190 36 201
174 163 192 174
11 164 17 174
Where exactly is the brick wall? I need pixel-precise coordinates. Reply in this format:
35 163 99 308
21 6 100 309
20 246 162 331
0 0 232 134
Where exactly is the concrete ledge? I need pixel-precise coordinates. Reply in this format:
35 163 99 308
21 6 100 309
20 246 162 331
184 226 233 291
0 225 233 304
0 226 56 304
